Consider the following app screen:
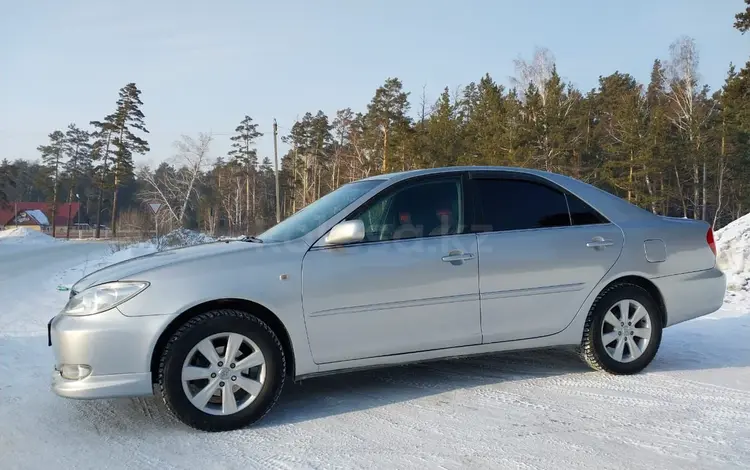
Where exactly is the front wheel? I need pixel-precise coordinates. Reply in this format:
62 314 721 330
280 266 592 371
580 283 663 375
157 309 286 431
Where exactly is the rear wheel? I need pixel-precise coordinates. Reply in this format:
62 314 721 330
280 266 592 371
580 283 663 374
157 309 286 431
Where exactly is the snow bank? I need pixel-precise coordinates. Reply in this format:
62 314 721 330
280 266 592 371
105 228 215 267
0 227 58 245
716 212 750 298
61 228 216 284
158 227 216 249
106 241 159 264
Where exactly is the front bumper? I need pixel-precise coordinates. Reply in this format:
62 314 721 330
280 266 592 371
52 370 153 399
49 307 173 399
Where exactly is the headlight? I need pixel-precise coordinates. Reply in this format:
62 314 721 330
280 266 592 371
62 281 150 316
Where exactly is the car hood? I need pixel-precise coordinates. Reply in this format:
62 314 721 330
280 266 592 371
72 241 259 292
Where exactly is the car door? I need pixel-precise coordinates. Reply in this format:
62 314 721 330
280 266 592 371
301 173 482 364
470 173 624 343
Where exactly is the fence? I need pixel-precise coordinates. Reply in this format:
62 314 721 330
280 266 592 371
43 227 151 241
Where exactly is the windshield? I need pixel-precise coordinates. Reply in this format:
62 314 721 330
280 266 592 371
258 179 385 243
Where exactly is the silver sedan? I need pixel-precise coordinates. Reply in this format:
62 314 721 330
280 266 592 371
49 166 726 431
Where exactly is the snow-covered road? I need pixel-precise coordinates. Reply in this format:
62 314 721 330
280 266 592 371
0 241 109 336
0 241 107 283
1 237 750 470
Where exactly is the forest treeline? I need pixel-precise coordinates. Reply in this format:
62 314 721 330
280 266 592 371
2 3 749 236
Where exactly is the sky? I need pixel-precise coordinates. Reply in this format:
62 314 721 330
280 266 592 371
1 0 748 169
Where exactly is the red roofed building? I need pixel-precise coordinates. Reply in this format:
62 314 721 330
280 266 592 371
0 202 81 231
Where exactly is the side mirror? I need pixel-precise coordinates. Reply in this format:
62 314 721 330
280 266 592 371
324 219 365 245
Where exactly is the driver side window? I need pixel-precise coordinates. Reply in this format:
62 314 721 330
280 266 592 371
353 177 463 242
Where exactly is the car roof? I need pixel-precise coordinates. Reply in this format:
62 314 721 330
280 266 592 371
360 165 657 224
361 166 554 182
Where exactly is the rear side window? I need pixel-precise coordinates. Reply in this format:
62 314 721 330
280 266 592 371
566 193 608 225
474 179 570 232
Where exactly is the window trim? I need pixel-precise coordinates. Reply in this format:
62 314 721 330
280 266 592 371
310 171 471 250
466 171 610 234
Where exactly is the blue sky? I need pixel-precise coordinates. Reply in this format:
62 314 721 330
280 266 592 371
1 0 748 168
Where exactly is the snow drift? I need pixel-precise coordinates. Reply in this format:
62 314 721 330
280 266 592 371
0 227 58 245
66 228 216 282
158 227 216 248
716 212 750 297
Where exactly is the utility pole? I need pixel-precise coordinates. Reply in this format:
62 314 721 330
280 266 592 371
273 119 280 223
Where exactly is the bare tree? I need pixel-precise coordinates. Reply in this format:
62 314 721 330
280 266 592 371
512 47 556 106
139 133 212 231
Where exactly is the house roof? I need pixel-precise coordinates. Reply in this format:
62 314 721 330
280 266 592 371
23 209 50 225
0 202 81 227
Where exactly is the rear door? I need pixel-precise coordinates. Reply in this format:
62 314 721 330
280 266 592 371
470 173 624 343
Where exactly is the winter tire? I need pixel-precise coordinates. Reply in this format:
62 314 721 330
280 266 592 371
157 309 286 431
580 283 663 375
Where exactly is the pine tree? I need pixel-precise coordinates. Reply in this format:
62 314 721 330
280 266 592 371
460 75 507 166
645 59 670 214
365 78 411 172
520 67 580 173
37 130 66 235
284 112 332 208
425 87 463 166
228 115 263 232
89 117 116 238
0 159 15 205
109 83 150 236
596 73 648 204
62 124 91 237
258 157 275 222
735 0 750 33
719 61 750 222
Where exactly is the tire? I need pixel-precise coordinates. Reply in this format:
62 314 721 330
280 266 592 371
157 309 286 431
580 283 663 375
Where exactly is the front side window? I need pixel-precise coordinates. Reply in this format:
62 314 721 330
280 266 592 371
352 177 463 242
474 178 570 232
258 179 384 242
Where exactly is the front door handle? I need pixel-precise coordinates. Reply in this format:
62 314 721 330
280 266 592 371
586 237 614 248
441 252 475 263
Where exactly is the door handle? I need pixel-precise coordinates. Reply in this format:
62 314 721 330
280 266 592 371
441 252 475 262
586 237 614 248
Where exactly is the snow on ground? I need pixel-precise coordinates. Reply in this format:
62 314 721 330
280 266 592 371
71 229 215 278
1 227 750 469
716 212 750 303
0 226 59 247
158 227 216 247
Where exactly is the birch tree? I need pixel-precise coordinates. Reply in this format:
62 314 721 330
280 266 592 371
665 36 715 219
138 133 212 230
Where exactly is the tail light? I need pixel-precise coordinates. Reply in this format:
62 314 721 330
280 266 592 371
706 227 716 256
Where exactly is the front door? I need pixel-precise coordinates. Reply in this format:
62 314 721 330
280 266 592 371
301 174 481 364
471 175 624 343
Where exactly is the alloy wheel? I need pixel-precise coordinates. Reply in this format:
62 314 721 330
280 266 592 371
600 299 652 363
181 332 266 416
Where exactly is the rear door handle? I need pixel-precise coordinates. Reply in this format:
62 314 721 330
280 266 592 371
441 252 475 262
586 237 614 248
